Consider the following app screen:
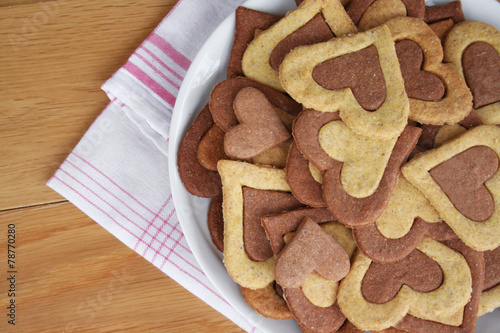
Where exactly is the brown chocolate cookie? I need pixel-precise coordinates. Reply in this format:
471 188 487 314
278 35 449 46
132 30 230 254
242 187 303 262
285 142 326 208
227 7 281 79
177 104 222 198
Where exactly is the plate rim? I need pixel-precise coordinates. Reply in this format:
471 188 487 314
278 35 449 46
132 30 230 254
167 0 500 332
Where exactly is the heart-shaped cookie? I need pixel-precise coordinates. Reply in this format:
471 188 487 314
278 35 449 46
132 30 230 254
402 125 500 251
384 16 473 125
224 87 291 160
217 160 292 289
429 145 499 222
395 238 484 333
292 109 421 228
338 238 473 331
280 24 409 140
462 42 500 110
242 0 356 91
444 21 500 125
209 77 301 132
275 217 350 289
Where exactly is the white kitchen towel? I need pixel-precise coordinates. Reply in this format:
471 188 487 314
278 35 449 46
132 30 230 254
46 0 270 332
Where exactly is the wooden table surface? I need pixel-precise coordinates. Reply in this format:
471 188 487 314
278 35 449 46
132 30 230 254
0 0 244 332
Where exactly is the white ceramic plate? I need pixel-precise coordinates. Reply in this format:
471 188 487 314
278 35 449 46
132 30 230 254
168 1 500 332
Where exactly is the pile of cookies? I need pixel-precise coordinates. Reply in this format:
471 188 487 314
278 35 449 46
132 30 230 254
177 0 500 332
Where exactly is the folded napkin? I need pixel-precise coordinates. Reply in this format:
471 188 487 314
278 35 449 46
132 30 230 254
46 0 264 332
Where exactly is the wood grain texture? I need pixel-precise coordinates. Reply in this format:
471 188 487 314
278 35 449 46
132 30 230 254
0 0 245 332
0 0 174 210
0 203 243 332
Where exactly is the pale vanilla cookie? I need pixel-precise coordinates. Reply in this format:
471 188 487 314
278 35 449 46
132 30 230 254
242 0 357 92
338 237 473 331
384 16 472 125
394 238 484 333
280 25 409 140
402 125 500 251
217 160 292 289
251 139 292 169
444 21 500 125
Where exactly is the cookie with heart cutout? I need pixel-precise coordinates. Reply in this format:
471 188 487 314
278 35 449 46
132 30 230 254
217 160 302 289
352 174 457 263
444 21 500 125
242 0 357 92
345 0 425 32
384 16 473 125
227 6 281 79
402 125 500 251
292 109 421 228
393 238 484 333
478 244 500 316
177 104 222 198
223 87 292 160
338 237 483 332
280 24 409 140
